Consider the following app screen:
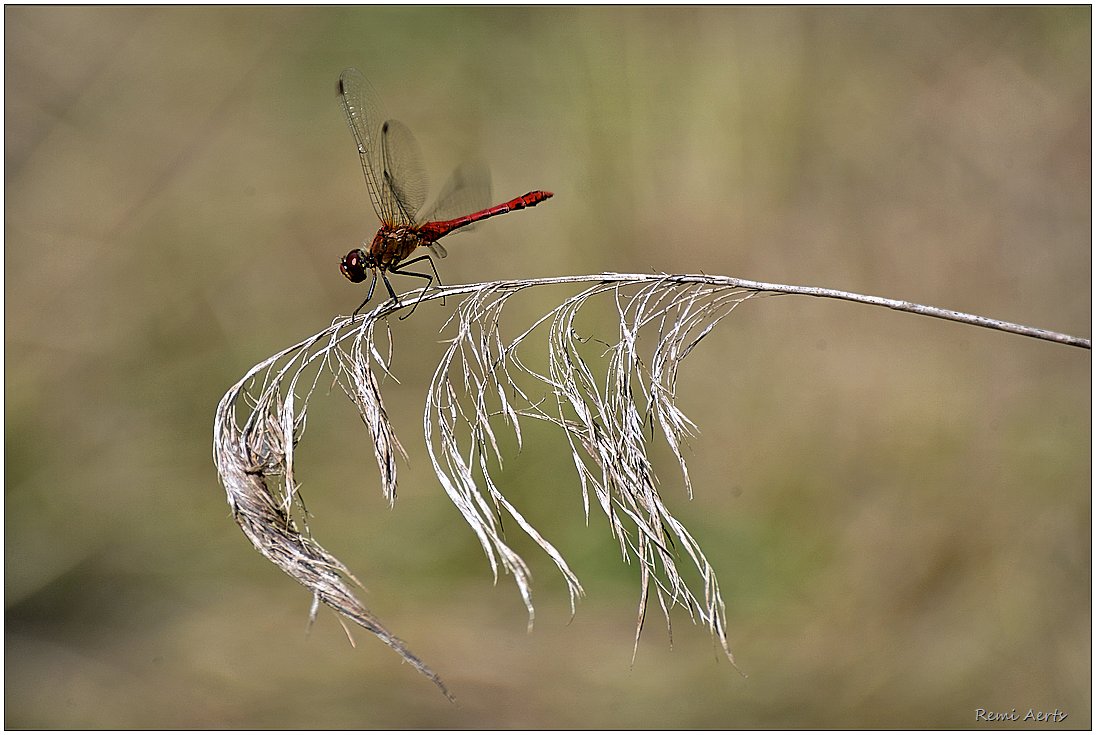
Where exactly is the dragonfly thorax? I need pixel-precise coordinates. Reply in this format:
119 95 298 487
369 225 431 268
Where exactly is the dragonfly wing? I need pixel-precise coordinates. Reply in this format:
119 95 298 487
337 68 393 224
379 119 429 225
427 161 492 225
427 242 448 259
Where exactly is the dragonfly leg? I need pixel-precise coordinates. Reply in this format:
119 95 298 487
352 269 380 317
389 255 439 319
380 271 401 303
397 254 442 285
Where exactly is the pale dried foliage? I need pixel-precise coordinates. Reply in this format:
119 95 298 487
213 272 1088 698
424 278 756 665
211 314 455 698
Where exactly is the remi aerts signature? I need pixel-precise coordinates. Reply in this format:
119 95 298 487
975 708 1068 723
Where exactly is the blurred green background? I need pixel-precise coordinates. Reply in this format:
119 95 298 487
5 6 1090 728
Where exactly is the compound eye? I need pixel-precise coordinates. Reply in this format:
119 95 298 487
339 249 369 283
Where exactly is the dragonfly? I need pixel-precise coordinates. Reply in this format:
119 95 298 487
336 67 553 317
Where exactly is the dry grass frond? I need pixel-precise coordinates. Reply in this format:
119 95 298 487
424 278 756 667
213 272 1089 698
213 309 449 699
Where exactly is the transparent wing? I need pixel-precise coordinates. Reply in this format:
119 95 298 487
337 68 388 223
337 68 428 227
379 119 429 226
428 161 492 223
423 163 494 258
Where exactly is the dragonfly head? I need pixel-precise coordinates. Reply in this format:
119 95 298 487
339 248 373 283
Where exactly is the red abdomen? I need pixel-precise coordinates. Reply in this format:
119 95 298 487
420 191 554 241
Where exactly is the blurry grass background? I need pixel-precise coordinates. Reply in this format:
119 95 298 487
5 6 1090 728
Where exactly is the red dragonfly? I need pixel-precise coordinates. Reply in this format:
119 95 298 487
336 67 553 316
